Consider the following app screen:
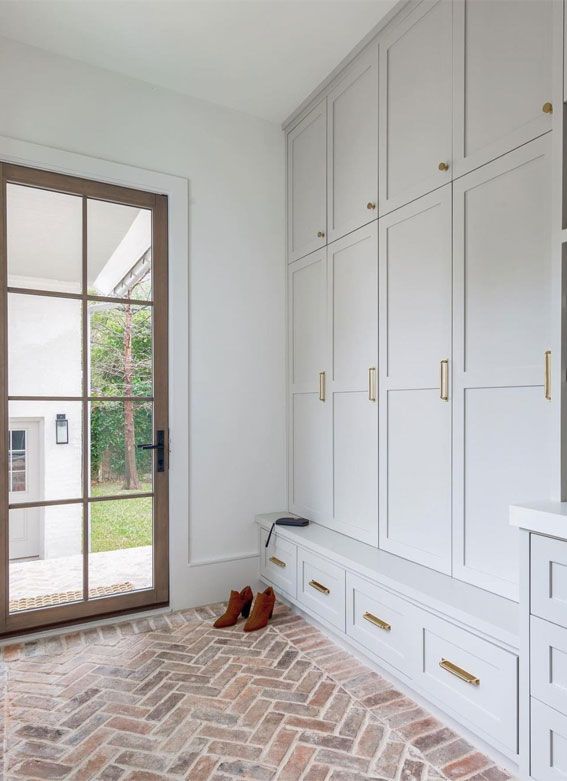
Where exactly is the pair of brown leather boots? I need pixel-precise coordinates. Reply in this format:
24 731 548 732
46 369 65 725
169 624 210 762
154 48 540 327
213 586 275 632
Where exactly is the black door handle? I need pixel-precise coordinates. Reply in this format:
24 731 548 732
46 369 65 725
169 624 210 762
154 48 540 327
137 430 165 472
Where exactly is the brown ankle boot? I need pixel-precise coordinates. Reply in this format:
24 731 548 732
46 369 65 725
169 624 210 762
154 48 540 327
243 587 276 632
214 586 253 628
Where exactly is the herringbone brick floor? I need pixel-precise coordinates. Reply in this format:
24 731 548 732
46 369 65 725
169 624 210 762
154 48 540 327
0 601 515 780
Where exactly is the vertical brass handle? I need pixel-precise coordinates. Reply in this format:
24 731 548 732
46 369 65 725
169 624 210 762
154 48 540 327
368 367 377 402
545 351 551 400
440 359 449 401
319 371 326 402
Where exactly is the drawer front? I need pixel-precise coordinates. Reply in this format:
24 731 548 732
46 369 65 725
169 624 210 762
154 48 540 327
346 573 418 677
260 528 297 598
297 548 345 631
416 613 518 754
531 616 567 716
531 534 567 627
532 698 567 781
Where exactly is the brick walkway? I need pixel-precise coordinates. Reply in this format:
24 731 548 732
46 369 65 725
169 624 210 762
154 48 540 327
0 601 515 780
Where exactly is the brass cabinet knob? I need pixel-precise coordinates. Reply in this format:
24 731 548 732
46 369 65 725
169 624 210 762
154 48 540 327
317 231 325 238
438 162 449 172
366 202 376 210
543 101 553 114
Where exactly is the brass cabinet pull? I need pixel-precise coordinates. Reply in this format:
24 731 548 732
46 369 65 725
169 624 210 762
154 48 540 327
309 579 330 595
438 162 449 172
319 371 326 402
439 658 480 686
363 611 391 631
545 350 551 400
366 202 377 210
269 556 286 569
543 101 553 114
368 367 377 402
440 359 449 401
317 231 325 238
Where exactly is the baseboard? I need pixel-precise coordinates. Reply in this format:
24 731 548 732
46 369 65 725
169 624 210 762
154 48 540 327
170 553 261 611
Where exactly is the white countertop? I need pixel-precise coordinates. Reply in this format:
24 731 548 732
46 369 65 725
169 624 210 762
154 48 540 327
510 501 567 540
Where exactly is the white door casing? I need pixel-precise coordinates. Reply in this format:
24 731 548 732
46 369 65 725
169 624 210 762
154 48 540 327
8 419 42 560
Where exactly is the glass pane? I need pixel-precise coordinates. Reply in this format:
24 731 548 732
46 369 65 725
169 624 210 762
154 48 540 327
89 301 152 396
89 497 153 595
87 200 152 300
9 503 83 613
8 294 82 396
90 400 153 497
7 184 82 293
9 401 82 504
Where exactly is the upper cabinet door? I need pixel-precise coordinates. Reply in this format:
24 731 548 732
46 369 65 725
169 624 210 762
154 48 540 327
453 0 554 179
379 0 452 216
287 100 327 263
327 42 379 244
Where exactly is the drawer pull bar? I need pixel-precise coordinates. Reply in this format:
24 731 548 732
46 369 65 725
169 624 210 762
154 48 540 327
363 611 391 631
440 359 449 401
269 556 286 569
319 371 326 402
368 367 377 402
439 658 479 686
545 350 551 400
309 579 330 595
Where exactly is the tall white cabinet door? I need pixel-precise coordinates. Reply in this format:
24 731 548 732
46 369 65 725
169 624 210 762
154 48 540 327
327 42 379 244
453 137 554 600
378 187 452 573
328 223 378 545
453 0 553 179
379 0 452 217
287 99 327 263
289 250 331 521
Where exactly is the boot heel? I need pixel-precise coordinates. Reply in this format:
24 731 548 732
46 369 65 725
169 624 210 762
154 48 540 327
242 599 252 619
269 607 274 619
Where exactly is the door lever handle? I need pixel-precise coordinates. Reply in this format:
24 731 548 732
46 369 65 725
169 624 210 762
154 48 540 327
137 430 165 472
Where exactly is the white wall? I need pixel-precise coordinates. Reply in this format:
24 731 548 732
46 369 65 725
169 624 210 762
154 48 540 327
0 36 287 606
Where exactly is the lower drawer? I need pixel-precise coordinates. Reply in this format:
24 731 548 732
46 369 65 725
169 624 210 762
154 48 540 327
531 616 567 716
415 612 518 755
346 573 418 677
297 548 345 631
260 528 297 598
531 698 567 780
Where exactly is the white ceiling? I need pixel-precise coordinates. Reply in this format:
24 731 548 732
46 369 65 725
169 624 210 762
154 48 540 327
0 0 398 123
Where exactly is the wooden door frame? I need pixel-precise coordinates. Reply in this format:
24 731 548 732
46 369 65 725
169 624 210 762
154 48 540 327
0 162 169 634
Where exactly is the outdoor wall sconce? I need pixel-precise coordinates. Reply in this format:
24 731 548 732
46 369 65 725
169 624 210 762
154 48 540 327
55 414 69 445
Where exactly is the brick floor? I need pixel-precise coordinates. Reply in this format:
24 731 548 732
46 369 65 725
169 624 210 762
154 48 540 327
0 601 515 780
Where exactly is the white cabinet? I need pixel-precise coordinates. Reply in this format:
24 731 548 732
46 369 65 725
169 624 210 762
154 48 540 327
327 42 378 243
453 137 554 599
531 699 567 781
297 547 346 631
328 223 378 545
289 250 331 522
260 528 297 599
378 187 452 573
287 99 327 262
379 0 452 215
453 0 554 178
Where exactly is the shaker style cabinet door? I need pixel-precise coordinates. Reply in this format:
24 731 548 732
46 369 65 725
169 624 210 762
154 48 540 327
328 223 378 545
288 250 331 522
453 0 553 178
378 187 452 573
327 42 379 244
287 100 327 263
379 0 452 216
452 137 554 600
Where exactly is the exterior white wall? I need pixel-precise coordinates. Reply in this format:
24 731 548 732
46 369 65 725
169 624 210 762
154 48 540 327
0 37 286 606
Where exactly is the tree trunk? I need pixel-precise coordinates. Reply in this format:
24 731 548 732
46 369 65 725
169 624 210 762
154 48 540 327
123 301 140 490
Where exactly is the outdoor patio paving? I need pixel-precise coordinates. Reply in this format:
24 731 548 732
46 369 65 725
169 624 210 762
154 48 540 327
9 545 152 604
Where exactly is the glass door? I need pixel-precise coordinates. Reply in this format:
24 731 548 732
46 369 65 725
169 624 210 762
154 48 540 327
0 162 169 634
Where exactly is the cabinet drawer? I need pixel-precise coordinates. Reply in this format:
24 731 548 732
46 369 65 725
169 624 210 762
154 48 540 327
531 698 567 781
531 534 567 627
260 528 297 598
531 616 567 716
346 573 418 677
416 613 518 754
297 548 345 631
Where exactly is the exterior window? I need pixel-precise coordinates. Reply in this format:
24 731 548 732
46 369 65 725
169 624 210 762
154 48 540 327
8 430 26 493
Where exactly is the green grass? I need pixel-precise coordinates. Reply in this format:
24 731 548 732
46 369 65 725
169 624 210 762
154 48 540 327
90 481 152 553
